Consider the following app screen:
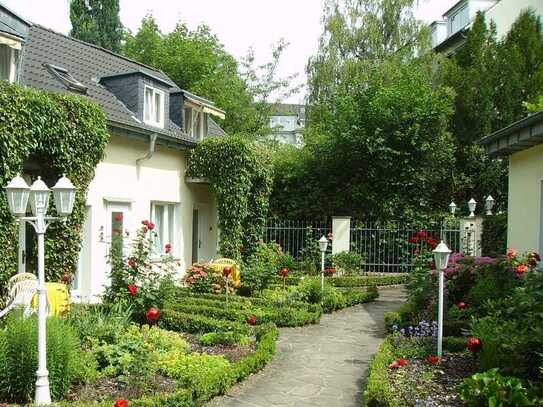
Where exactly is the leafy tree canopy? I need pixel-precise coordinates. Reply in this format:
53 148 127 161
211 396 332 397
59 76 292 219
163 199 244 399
123 15 296 136
70 0 123 53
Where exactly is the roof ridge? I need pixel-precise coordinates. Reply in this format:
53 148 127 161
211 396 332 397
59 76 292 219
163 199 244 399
32 24 171 78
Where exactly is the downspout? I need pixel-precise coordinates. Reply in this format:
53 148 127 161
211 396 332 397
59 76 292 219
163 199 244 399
136 133 158 178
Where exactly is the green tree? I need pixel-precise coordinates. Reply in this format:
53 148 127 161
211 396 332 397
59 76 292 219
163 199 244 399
123 15 295 136
69 0 123 53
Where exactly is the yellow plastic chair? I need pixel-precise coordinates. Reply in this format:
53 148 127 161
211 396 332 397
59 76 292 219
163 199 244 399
210 258 241 288
31 282 71 317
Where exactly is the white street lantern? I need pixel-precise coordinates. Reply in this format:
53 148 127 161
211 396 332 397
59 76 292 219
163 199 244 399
449 201 457 215
318 235 329 253
468 198 477 218
51 174 76 217
318 235 328 294
29 177 50 217
485 195 495 216
5 174 30 217
432 241 451 358
4 174 77 406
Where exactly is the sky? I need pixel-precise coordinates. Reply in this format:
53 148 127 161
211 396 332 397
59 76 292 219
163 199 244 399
3 0 458 103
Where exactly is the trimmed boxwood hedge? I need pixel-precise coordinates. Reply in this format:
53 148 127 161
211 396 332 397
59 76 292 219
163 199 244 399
160 309 251 335
0 82 108 296
273 275 407 288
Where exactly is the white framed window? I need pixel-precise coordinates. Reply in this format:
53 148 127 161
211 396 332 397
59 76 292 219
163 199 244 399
144 85 165 128
184 107 208 140
151 202 177 255
0 43 18 83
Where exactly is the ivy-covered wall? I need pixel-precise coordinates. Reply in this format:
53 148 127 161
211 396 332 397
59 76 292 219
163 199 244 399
187 135 273 261
0 82 109 296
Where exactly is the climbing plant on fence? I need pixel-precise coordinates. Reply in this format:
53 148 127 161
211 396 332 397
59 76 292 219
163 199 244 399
0 82 108 297
187 135 273 260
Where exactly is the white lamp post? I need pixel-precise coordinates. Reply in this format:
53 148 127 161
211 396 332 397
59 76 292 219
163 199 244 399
449 202 457 216
485 195 495 216
4 174 76 406
432 241 451 358
318 236 328 292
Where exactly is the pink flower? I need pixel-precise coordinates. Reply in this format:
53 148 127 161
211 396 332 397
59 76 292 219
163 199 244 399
507 249 518 259
128 284 138 296
516 264 529 274
165 243 172 254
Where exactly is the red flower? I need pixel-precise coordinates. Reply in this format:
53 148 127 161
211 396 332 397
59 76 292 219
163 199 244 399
467 337 482 353
146 308 161 324
427 237 438 249
397 358 408 367
61 272 72 285
427 355 440 365
416 230 428 239
223 266 232 278
507 249 518 259
247 315 257 326
280 267 289 278
457 302 467 310
147 222 155 231
115 400 128 407
128 258 136 268
128 284 138 296
324 267 337 274
165 243 172 254
409 235 420 244
388 360 400 369
114 213 124 222
516 264 529 274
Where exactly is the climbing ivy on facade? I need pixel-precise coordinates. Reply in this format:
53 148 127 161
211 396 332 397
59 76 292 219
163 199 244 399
187 135 273 261
0 82 109 296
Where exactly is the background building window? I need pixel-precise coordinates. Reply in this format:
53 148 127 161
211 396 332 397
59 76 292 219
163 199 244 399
144 85 164 128
184 107 208 140
151 202 176 255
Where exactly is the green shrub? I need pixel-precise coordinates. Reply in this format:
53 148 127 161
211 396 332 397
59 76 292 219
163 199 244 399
481 213 507 258
384 311 402 332
160 309 251 335
330 251 364 275
443 336 468 352
0 315 86 403
232 323 278 381
459 369 534 407
342 287 379 306
199 332 251 346
364 337 401 407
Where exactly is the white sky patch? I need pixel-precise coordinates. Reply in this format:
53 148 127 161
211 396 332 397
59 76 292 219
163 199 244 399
4 0 459 103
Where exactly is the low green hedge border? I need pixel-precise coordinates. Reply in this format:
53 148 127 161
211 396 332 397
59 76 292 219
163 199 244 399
65 323 279 407
160 309 251 335
274 275 407 287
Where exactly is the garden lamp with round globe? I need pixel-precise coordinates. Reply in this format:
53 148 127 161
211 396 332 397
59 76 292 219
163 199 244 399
319 236 328 292
485 195 495 216
449 201 457 216
433 241 451 358
5 174 30 217
468 198 477 218
51 174 77 217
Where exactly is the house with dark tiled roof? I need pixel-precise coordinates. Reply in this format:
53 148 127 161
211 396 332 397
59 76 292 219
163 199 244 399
0 3 223 302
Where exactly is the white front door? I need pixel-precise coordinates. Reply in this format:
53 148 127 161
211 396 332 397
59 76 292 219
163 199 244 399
192 204 210 263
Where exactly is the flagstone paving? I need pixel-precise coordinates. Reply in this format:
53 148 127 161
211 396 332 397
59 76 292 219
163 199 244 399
207 286 406 407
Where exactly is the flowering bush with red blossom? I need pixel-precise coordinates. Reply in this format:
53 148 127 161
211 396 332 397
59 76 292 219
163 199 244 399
105 220 178 318
324 267 337 276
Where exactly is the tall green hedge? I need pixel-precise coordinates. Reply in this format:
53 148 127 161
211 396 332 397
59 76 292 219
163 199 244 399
482 213 507 257
0 82 108 295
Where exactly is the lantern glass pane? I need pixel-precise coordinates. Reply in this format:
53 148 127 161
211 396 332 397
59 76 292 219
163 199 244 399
30 190 49 216
54 189 75 216
7 189 29 216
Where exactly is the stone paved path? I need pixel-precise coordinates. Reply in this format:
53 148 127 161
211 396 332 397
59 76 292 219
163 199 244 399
207 286 406 407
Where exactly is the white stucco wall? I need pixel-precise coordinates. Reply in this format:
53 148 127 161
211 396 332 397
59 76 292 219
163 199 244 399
486 0 543 38
77 135 217 302
507 143 543 254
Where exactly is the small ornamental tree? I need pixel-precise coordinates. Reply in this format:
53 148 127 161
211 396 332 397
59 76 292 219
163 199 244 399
105 220 178 318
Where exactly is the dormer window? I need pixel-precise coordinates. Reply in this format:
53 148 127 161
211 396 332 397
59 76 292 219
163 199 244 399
184 107 207 140
0 36 21 83
144 85 165 128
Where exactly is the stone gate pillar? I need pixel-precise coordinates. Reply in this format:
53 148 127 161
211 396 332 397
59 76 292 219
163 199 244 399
332 216 351 254
459 216 483 256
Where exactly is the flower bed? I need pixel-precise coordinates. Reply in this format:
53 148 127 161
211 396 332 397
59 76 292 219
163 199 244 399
369 249 543 406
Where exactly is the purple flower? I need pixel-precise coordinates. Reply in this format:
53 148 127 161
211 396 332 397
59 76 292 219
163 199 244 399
474 256 496 266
